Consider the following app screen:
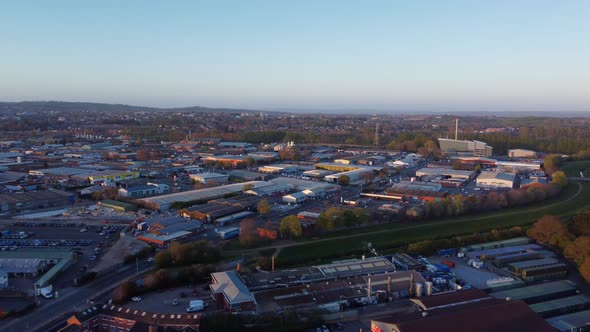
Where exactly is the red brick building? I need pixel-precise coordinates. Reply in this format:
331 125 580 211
210 271 257 312
61 304 200 331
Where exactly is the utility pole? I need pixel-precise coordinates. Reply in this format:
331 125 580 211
34 283 38 305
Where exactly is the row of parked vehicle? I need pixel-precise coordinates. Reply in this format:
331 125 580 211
0 238 93 248
11 222 86 228
0 230 32 239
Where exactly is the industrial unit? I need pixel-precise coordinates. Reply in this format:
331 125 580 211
438 138 493 157
490 280 578 304
137 181 270 211
476 171 519 189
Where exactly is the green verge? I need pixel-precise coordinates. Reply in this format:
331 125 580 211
276 181 590 267
562 160 590 177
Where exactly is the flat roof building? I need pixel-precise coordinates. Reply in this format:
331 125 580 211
476 171 518 189
138 181 271 211
189 172 229 184
438 138 493 157
415 167 475 180
371 298 554 332
508 149 537 158
490 280 577 304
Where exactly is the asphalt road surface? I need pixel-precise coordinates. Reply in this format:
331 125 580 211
2 261 153 332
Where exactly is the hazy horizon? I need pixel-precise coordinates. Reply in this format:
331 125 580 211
1 1 589 112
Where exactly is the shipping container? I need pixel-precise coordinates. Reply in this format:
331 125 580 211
433 263 451 273
437 248 458 257
441 260 455 268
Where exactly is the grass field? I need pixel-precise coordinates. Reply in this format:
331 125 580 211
562 160 590 177
275 181 590 267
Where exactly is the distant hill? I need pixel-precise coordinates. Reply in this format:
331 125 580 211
0 101 259 114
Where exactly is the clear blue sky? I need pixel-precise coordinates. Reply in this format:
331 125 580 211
1 1 589 112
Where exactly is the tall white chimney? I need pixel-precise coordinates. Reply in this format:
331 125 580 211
455 118 459 140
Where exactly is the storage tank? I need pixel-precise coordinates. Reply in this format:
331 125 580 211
425 281 433 296
414 282 423 297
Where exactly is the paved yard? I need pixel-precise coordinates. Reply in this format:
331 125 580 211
123 285 218 315
431 255 503 289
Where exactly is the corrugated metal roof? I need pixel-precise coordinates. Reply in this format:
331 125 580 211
530 295 590 314
547 309 590 331
490 280 576 301
139 181 270 206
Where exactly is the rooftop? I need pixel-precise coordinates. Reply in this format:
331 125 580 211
490 280 577 303
210 271 256 305
409 289 491 311
375 299 555 332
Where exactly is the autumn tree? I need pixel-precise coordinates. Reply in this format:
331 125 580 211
155 250 173 268
527 215 573 250
571 210 590 236
112 279 136 303
239 218 259 247
543 154 563 175
257 198 271 219
169 241 188 264
279 215 302 239
244 157 256 167
407 240 435 256
317 207 341 231
564 236 590 265
551 170 568 187
579 257 590 283
338 175 350 186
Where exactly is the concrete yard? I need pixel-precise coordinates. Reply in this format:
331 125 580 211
122 285 216 315
430 255 503 289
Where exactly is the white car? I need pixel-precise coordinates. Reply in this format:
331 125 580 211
131 296 142 302
172 299 179 305
80 228 87 233
147 257 155 262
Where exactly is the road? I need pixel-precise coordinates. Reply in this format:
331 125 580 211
228 181 585 255
1 261 154 332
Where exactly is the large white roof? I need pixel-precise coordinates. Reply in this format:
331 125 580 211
139 181 270 206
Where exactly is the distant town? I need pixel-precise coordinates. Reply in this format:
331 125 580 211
0 102 589 332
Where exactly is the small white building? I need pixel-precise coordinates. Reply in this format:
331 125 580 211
118 183 170 198
283 192 307 204
258 164 300 175
189 172 229 184
476 172 517 189
508 149 537 158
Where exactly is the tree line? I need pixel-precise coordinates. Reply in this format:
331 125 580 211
401 181 565 222
526 211 590 283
